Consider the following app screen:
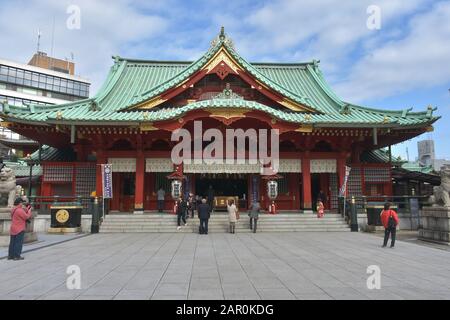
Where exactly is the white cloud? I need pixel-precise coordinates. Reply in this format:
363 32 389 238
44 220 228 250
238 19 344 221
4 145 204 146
334 1 450 102
0 0 168 93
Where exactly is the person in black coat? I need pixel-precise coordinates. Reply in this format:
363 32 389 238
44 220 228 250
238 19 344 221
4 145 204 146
197 198 210 234
176 197 187 230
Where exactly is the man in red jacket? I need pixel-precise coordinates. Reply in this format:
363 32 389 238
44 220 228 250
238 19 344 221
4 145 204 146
8 198 32 260
380 202 399 248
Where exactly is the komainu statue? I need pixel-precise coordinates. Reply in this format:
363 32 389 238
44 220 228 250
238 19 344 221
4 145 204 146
430 164 450 207
0 167 17 207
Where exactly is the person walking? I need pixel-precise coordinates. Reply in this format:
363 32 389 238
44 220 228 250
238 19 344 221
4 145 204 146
176 197 187 230
227 199 238 234
157 186 165 213
380 202 399 248
8 198 32 260
197 198 210 234
248 201 260 233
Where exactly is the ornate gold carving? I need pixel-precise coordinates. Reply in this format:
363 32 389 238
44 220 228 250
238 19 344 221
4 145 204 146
205 107 247 120
426 126 434 132
137 96 167 110
295 124 313 133
0 122 11 128
279 99 315 113
204 48 240 74
55 209 69 223
140 123 158 131
134 203 143 209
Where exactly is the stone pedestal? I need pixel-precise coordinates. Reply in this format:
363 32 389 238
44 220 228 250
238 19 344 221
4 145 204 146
419 207 450 244
0 208 38 247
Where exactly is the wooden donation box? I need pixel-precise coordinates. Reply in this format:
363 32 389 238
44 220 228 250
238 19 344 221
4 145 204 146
49 203 83 233
214 196 239 210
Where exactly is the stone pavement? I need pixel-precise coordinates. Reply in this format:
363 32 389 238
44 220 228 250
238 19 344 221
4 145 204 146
0 233 89 259
0 232 449 300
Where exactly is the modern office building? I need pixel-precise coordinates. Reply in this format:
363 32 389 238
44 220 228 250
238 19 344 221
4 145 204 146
0 51 90 157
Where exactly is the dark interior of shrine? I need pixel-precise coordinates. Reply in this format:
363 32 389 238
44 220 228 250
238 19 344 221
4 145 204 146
194 174 248 199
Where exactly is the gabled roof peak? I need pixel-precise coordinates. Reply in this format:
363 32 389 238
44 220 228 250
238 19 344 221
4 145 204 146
210 26 235 50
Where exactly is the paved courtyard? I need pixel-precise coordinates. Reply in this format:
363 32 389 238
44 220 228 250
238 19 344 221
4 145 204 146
0 232 449 300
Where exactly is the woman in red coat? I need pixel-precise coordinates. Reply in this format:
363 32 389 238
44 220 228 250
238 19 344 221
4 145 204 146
8 198 32 260
380 202 399 248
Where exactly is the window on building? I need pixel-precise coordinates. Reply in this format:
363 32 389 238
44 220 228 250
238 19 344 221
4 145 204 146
366 183 385 196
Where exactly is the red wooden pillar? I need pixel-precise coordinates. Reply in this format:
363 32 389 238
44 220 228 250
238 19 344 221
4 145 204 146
134 151 145 213
301 157 312 210
96 149 105 197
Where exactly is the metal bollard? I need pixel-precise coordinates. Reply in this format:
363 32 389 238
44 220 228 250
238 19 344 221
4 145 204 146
91 196 100 233
350 196 359 232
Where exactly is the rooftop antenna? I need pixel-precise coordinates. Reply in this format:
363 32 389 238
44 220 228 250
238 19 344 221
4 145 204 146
36 28 42 52
50 15 56 70
36 29 42 66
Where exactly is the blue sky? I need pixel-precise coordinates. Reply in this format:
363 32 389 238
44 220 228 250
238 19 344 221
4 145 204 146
0 0 449 160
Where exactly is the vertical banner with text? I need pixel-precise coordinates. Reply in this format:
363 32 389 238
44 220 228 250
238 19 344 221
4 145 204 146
101 164 113 199
339 166 351 198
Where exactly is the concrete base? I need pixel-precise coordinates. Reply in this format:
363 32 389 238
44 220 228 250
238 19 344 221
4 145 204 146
0 232 38 246
47 227 81 234
419 207 450 244
33 215 92 233
0 207 38 247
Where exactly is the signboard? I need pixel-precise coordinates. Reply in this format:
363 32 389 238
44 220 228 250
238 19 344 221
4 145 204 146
101 164 113 199
339 166 351 197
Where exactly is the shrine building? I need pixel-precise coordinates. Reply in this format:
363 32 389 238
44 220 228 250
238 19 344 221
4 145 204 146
0 28 439 213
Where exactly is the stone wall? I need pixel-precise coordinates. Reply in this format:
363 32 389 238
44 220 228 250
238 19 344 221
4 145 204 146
419 207 450 244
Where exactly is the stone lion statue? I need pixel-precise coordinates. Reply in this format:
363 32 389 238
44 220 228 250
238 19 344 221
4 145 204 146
0 167 17 207
430 164 450 207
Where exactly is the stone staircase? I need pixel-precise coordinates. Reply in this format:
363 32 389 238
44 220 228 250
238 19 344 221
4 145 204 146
99 212 350 233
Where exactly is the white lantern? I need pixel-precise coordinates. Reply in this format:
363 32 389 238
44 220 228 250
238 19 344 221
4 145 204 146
171 180 182 200
267 180 278 200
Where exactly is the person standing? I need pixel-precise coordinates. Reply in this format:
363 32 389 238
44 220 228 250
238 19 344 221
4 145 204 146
157 186 165 213
197 198 210 234
176 197 187 230
227 199 238 234
380 202 399 248
317 199 324 218
249 201 260 233
187 193 195 219
8 198 32 260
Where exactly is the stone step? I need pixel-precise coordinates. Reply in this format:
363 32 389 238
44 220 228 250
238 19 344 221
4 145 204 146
99 213 350 233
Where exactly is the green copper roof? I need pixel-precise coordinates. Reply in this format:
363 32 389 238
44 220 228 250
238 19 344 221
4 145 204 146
401 161 435 174
360 148 404 164
0 30 439 128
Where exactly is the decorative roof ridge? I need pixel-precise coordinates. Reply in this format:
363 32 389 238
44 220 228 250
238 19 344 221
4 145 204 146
120 28 316 111
112 57 315 68
125 40 221 107
305 64 345 108
346 102 438 118
0 97 93 115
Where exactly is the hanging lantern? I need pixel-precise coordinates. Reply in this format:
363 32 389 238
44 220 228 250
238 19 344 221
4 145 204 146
171 180 182 200
267 180 278 200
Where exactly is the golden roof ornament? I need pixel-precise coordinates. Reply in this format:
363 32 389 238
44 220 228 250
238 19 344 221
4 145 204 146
143 111 149 120
383 116 389 123
304 114 312 121
56 111 63 120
